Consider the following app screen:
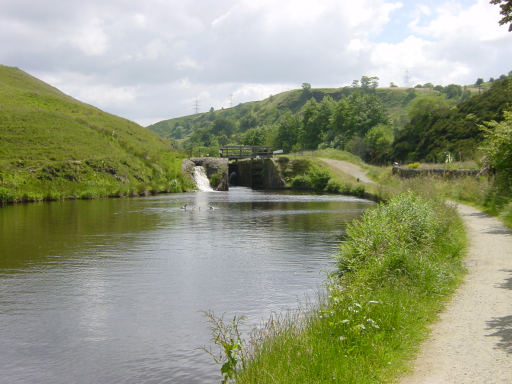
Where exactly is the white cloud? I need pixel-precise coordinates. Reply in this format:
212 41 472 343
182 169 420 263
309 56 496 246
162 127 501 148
68 18 109 56
36 71 137 107
411 0 508 41
1 0 511 124
176 57 202 70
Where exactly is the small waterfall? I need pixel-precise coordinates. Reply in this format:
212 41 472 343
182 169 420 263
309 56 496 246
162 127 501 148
193 166 214 192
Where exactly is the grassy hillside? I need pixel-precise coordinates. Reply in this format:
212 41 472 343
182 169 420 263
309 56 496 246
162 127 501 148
392 74 512 162
147 80 477 164
0 65 192 203
148 87 444 142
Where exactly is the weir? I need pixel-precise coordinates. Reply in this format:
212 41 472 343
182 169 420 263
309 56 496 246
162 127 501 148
181 158 229 191
182 156 285 191
193 166 214 191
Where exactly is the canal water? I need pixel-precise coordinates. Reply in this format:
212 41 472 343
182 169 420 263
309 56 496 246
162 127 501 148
0 188 372 383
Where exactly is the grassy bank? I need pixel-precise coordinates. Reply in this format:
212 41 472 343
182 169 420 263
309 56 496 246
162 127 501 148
275 155 368 198
304 148 512 228
210 192 466 383
0 65 194 204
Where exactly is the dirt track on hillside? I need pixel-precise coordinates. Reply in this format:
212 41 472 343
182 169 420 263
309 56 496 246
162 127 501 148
317 158 375 184
400 203 512 384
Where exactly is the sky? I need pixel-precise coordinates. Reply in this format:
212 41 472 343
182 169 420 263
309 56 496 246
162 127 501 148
1 0 511 126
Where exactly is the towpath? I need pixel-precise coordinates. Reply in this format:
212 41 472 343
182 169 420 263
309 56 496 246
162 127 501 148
317 158 375 184
320 157 512 382
401 203 512 384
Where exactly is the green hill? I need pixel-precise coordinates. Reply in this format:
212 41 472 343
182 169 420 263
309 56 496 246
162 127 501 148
0 65 191 203
392 74 512 162
147 81 475 162
148 87 436 141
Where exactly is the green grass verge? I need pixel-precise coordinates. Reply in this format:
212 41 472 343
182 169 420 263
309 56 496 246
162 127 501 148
230 193 466 383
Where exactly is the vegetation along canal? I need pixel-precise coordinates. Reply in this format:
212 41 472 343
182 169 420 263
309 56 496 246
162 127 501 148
0 188 372 383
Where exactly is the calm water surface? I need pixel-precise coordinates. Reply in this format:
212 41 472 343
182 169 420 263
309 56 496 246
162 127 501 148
0 188 372 383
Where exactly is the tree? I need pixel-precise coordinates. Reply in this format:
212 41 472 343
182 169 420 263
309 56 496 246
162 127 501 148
490 0 512 31
476 78 484 94
301 83 312 92
275 113 302 153
444 84 463 99
301 99 320 150
328 98 354 146
208 107 215 121
360 76 379 93
302 96 334 149
408 96 451 121
239 111 258 131
363 124 393 163
479 109 512 195
480 109 512 171
242 126 270 146
212 117 236 136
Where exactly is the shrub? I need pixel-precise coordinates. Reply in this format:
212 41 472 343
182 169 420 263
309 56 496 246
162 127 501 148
290 159 311 175
208 171 224 190
325 179 342 193
408 162 421 169
337 192 439 275
309 168 331 191
0 187 17 203
290 175 312 190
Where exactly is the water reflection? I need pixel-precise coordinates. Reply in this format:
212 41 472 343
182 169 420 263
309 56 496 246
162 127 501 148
0 188 372 383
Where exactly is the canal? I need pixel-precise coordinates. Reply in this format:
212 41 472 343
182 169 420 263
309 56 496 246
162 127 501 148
0 188 372 383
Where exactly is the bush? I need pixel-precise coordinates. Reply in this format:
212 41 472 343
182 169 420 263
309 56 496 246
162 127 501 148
337 192 440 275
290 159 310 175
0 187 17 203
309 168 331 191
325 179 342 193
290 175 312 190
208 171 223 189
408 162 421 169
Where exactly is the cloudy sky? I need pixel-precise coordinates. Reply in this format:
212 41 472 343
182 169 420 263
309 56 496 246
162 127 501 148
1 0 511 126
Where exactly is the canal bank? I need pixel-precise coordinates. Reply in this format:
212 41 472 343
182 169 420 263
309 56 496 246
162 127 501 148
232 193 467 384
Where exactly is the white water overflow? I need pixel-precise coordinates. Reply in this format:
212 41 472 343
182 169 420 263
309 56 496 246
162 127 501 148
193 166 214 191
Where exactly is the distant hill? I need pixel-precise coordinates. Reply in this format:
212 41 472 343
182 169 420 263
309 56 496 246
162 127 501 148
147 82 476 162
0 65 190 203
392 74 512 162
148 87 442 140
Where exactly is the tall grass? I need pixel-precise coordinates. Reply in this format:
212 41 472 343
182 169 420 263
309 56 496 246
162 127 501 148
206 193 466 383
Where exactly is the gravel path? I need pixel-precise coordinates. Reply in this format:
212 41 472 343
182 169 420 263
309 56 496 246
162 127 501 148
401 203 512 384
317 158 375 184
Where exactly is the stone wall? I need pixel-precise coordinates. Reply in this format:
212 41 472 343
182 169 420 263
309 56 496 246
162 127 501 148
229 159 285 190
392 167 482 178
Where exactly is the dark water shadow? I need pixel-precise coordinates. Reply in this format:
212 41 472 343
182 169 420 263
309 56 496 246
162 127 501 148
487 315 512 354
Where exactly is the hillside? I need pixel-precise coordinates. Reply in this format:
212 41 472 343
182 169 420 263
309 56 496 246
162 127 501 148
149 87 441 141
0 65 191 203
147 81 475 162
392 74 512 162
